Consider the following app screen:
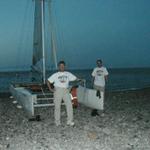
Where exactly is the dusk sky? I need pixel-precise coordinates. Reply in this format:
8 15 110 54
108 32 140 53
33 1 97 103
0 0 150 71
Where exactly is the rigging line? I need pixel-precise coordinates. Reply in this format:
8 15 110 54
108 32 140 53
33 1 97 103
22 2 34 70
40 84 50 116
48 0 54 70
41 86 46 98
46 1 51 69
53 1 66 60
47 0 58 70
14 0 30 83
41 0 46 84
47 0 60 68
44 4 51 70
15 0 31 71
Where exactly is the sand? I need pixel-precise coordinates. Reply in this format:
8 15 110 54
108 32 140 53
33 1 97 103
0 88 150 150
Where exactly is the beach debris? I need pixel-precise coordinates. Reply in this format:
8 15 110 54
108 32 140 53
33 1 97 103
127 143 135 150
17 105 22 109
12 100 17 104
87 131 97 140
6 144 10 148
28 115 41 121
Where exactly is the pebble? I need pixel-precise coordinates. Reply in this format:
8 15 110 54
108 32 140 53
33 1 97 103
6 137 10 140
10 96 13 99
101 113 105 117
17 105 22 109
33 140 37 144
102 128 111 135
12 100 17 104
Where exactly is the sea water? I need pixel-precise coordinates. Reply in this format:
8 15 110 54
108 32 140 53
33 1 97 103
0 68 150 92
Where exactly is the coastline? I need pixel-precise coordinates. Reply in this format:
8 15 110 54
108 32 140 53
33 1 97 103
0 87 150 150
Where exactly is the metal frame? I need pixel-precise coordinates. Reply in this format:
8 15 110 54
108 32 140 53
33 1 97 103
10 84 55 117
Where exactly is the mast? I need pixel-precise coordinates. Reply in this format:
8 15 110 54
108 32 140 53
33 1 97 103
33 0 57 83
32 0 46 84
41 0 46 84
51 31 58 70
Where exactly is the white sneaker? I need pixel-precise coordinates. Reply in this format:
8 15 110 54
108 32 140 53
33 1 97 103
67 121 75 126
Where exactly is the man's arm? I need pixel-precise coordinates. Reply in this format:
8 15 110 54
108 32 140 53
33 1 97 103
91 68 96 86
76 78 84 82
47 81 55 92
92 76 95 86
105 75 108 82
104 67 109 82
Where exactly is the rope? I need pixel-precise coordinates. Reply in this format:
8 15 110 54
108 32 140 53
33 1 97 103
14 0 31 82
16 0 31 69
47 0 58 70
22 2 34 70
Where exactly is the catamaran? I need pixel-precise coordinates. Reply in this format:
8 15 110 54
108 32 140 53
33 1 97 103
10 0 104 120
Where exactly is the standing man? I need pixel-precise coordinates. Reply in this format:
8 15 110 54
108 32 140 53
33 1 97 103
91 59 109 116
47 61 77 126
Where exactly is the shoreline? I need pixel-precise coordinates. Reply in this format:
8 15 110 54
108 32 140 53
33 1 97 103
107 86 150 93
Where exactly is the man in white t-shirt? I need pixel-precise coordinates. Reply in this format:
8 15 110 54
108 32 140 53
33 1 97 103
47 61 77 126
91 59 109 116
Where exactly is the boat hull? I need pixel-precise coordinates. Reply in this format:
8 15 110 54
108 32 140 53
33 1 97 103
10 84 104 118
10 83 54 118
77 85 104 110
10 85 35 117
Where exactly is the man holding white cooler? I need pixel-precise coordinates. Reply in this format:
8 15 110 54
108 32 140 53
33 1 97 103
91 59 109 116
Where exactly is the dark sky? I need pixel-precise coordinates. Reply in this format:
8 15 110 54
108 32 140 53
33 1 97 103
0 0 150 71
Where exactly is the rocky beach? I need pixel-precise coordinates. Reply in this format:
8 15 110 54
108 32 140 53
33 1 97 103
0 88 150 150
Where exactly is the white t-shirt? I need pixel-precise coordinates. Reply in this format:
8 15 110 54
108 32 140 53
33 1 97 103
92 66 108 87
48 71 77 88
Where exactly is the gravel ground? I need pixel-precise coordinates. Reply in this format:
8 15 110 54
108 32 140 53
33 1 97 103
0 88 150 150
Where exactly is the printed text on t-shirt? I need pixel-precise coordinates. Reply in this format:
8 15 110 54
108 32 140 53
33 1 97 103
58 75 68 83
96 70 103 76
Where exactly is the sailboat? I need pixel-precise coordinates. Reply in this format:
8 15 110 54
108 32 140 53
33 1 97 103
10 0 104 119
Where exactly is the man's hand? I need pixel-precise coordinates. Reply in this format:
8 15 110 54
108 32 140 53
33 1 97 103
47 81 55 93
77 78 85 82
49 88 55 93
105 75 108 82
